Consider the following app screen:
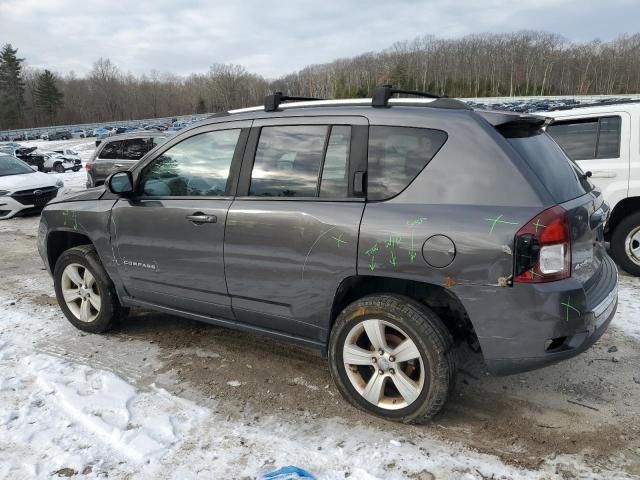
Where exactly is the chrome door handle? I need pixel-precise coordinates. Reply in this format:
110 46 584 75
186 214 217 224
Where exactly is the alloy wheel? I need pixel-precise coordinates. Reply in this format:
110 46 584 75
61 263 101 323
342 319 425 410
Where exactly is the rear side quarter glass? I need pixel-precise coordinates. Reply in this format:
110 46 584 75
367 126 447 201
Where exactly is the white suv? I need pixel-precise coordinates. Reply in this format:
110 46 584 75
544 102 640 275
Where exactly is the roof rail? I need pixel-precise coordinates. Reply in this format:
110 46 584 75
264 91 324 112
372 84 442 107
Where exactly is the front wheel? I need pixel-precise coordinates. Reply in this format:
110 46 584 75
54 162 65 173
328 294 456 423
54 245 127 333
611 211 640 276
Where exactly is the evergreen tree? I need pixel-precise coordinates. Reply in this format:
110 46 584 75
196 96 207 114
0 44 26 128
34 69 64 123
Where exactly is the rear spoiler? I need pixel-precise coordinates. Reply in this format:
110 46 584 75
474 110 552 138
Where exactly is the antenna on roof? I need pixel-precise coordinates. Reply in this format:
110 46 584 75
264 92 324 112
372 84 443 107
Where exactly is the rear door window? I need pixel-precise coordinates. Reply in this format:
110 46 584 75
547 116 621 160
367 126 447 200
99 141 123 160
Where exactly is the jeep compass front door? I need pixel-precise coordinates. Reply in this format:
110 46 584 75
110 123 249 320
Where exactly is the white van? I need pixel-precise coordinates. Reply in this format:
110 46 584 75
543 102 640 275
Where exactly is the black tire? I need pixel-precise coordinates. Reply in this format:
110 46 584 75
53 162 65 173
53 245 127 333
328 294 456 424
610 211 640 276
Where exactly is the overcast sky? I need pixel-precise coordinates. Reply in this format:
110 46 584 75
1 0 639 79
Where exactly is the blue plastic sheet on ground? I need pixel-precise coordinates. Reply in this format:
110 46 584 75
262 466 317 480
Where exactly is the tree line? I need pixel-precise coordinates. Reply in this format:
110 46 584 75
2 31 640 130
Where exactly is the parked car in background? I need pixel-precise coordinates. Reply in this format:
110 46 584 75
0 153 63 219
41 152 81 173
543 101 640 276
52 147 81 161
93 128 111 139
40 88 618 423
86 132 167 187
48 131 73 141
71 129 87 139
0 145 45 171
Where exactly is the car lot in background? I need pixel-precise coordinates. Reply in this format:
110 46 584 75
0 153 64 219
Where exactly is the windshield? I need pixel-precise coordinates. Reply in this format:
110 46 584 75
0 155 35 176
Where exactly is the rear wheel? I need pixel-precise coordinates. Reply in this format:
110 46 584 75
611 212 640 276
54 245 127 333
328 294 456 423
54 162 65 173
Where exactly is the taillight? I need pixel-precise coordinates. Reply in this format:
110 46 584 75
514 205 571 283
86 162 91 169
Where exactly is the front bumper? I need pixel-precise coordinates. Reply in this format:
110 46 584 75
473 254 619 376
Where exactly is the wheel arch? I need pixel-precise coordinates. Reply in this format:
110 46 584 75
605 196 640 240
330 275 477 348
46 230 95 272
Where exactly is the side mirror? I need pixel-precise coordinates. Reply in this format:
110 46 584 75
107 171 134 196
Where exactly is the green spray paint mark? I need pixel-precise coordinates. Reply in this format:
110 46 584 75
385 234 402 249
529 268 543 279
63 210 79 231
408 231 417 262
407 217 427 227
369 256 377 271
532 218 547 233
365 243 379 271
389 250 398 267
484 214 519 234
560 296 581 322
331 233 347 247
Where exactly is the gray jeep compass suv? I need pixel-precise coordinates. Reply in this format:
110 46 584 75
38 87 618 423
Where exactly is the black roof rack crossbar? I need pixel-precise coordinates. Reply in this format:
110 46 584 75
372 85 442 107
264 92 324 112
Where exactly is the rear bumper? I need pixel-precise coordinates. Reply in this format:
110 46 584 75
475 255 619 376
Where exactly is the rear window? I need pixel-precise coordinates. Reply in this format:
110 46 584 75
507 132 593 203
367 126 447 200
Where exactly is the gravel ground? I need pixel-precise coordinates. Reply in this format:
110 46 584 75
1 139 639 479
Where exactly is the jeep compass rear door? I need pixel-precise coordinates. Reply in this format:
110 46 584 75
224 116 368 344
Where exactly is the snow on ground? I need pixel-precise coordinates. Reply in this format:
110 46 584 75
5 293 636 479
615 274 640 339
